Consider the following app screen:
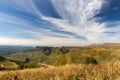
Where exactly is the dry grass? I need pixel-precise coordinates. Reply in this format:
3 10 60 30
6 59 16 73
0 62 120 80
0 61 18 69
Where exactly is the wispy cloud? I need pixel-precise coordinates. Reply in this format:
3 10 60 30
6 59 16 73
41 0 108 44
0 0 119 46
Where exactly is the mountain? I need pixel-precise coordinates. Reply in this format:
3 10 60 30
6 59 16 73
0 46 34 56
34 47 54 55
89 43 120 48
6 43 120 66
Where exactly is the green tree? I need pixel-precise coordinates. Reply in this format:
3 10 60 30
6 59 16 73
25 58 30 63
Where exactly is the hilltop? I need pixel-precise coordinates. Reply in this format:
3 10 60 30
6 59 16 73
89 43 120 48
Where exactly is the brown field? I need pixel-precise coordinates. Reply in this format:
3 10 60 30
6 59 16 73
0 62 120 80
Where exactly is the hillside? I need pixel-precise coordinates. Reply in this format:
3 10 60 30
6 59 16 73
0 43 120 80
6 43 120 66
0 56 18 70
0 63 120 80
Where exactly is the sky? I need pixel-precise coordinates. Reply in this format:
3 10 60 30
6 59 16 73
0 0 120 46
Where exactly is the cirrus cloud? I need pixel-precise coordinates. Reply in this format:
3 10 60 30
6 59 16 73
0 0 119 46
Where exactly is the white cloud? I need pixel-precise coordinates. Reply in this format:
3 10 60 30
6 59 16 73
0 37 85 46
0 0 120 46
43 0 120 45
41 0 109 44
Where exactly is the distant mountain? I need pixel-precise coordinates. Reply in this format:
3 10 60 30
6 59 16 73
0 46 34 56
3 43 120 56
34 47 54 55
7 43 120 56
89 43 120 48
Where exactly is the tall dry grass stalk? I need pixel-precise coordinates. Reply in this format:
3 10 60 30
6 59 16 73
0 62 120 80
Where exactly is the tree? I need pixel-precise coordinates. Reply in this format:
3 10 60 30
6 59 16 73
25 58 30 63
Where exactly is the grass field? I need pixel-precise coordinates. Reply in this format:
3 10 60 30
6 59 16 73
0 61 18 70
0 62 120 80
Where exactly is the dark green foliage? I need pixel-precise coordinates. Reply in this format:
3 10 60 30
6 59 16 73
59 47 70 54
19 63 39 69
25 58 30 63
35 47 54 55
44 47 53 55
52 47 70 54
84 57 98 64
0 56 5 61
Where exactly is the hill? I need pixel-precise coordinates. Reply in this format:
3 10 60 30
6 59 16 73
6 43 120 66
0 56 18 70
89 43 120 49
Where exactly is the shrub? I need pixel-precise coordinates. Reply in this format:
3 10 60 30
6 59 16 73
19 63 39 69
84 57 98 64
25 58 30 63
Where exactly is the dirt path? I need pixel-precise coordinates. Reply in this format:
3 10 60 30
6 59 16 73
39 63 54 68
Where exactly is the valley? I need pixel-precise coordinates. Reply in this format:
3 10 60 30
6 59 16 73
0 43 120 80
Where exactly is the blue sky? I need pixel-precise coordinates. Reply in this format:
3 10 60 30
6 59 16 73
0 0 120 46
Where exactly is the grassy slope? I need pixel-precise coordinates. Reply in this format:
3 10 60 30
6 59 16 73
0 63 120 80
7 51 48 62
7 46 120 65
55 48 115 65
0 60 18 70
1 43 120 80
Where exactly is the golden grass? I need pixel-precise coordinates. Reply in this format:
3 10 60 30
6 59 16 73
0 61 18 69
0 62 120 80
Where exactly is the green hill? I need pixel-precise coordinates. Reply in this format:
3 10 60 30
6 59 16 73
6 43 120 67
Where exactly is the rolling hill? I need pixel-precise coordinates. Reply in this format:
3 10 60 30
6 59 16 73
6 43 120 66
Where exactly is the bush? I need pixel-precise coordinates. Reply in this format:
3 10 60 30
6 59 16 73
84 57 98 64
19 63 39 69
